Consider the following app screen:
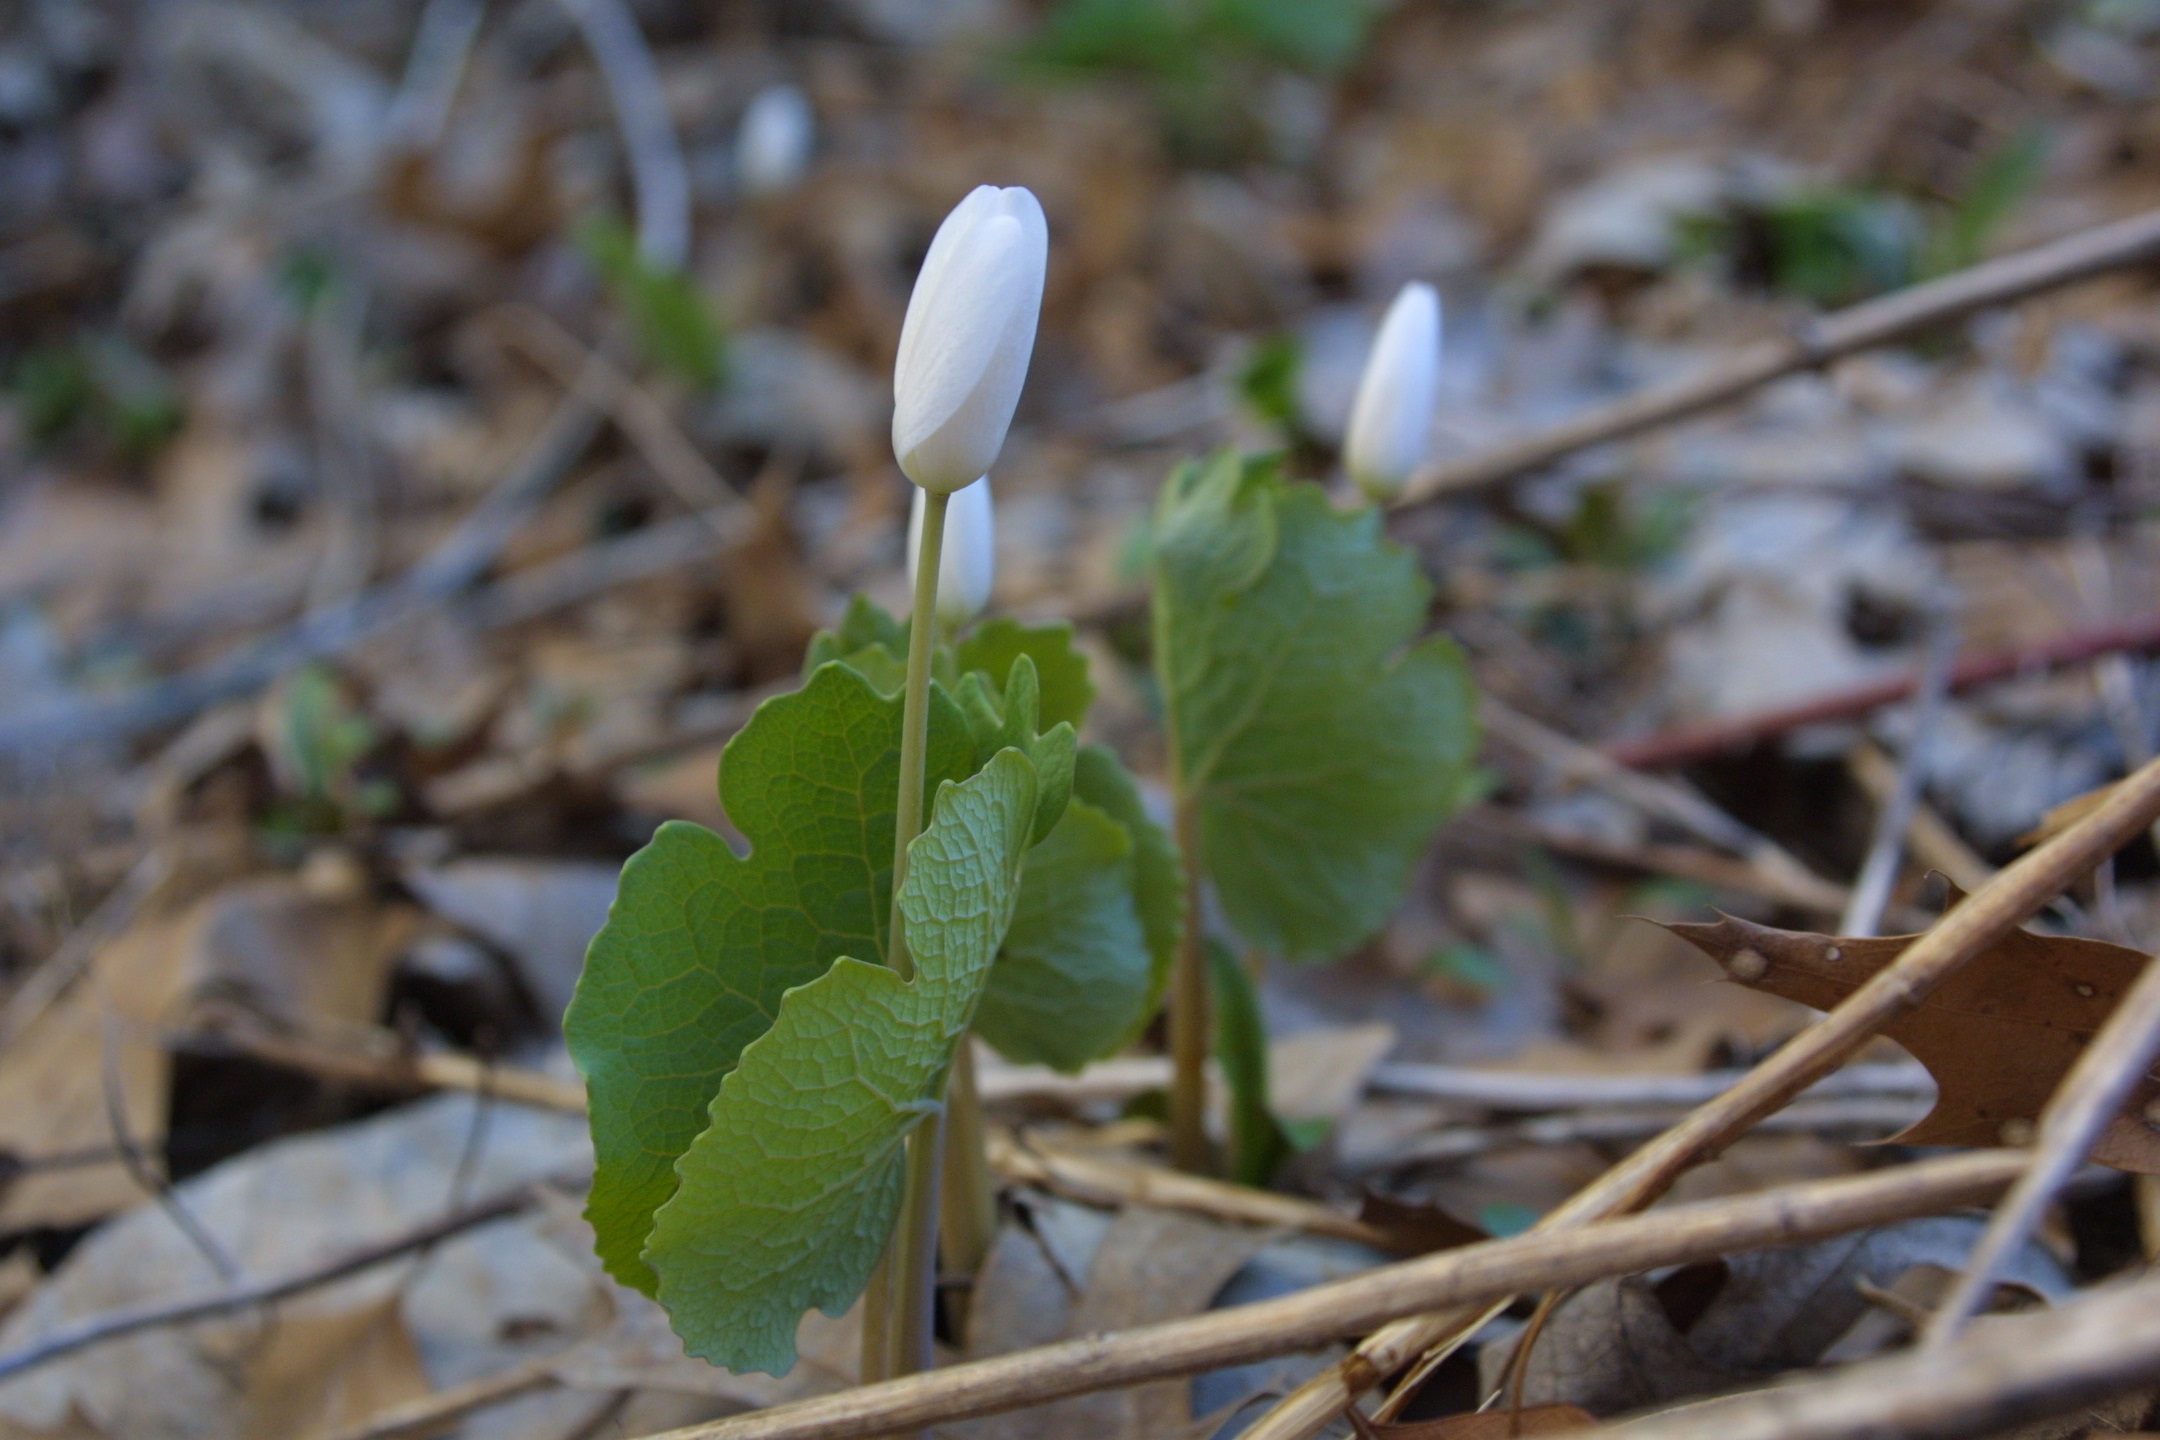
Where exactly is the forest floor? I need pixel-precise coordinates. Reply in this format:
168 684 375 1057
2 1 2160 1437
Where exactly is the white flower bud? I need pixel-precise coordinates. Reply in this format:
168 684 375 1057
909 477 995 626
736 84 814 197
1344 281 1441 502
892 185 1048 494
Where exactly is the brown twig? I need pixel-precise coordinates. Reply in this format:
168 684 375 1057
971 1050 1930 1112
1920 950 2160 1348
187 1018 589 1115
1596 1270 2160 1440
323 1347 566 1440
1365 1061 1931 1112
1605 612 2160 770
493 304 741 519
607 1152 2024 1440
557 0 688 269
1397 206 2160 505
1481 698 1843 909
1847 741 1996 894
1838 608 1959 938
1462 805 1858 919
1236 747 2160 1440
1362 1096 1929 1170
986 1131 1392 1248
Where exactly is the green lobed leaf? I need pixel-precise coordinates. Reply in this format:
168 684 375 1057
804 595 910 694
1152 450 1479 961
643 749 1041 1374
1070 745 1182 1042
953 617 1097 731
975 745 1180 1073
801 600 1173 1075
974 796 1145 1071
564 663 977 1294
952 655 1075 846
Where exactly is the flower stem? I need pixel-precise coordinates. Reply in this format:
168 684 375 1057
868 486 950 1390
938 1038 997 1332
1169 794 1212 1173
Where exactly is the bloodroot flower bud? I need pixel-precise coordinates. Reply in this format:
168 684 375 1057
892 186 1048 494
909 477 995 625
1344 281 1441 503
736 84 814 197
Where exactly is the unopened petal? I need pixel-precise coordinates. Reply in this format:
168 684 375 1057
736 85 814 196
891 186 1049 494
908 478 996 625
1345 282 1442 502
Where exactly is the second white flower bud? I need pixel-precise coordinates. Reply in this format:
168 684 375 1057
1344 281 1441 503
909 478 995 626
736 84 815 198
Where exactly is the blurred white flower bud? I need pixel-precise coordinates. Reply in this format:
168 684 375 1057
892 185 1047 494
909 477 995 626
735 83 814 197
1344 281 1441 502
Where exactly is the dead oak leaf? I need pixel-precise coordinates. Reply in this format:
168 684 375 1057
1658 912 2160 1172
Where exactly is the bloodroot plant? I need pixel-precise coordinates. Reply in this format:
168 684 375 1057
566 188 1477 1380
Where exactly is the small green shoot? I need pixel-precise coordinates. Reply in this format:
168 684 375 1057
577 215 728 391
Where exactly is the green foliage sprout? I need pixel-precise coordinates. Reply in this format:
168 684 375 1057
578 215 729 391
1012 0 1382 157
569 446 1483 1365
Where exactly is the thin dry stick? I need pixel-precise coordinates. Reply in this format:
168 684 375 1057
1397 205 2160 504
1237 747 2160 1440
555 0 689 269
1847 741 1995 894
324 1347 565 1440
986 1132 1395 1248
1608 611 2160 770
384 0 484 150
976 1050 1929 1109
189 1017 591 1114
606 1152 2023 1440
1481 697 1840 909
1464 805 1856 918
1368 1096 1928 1169
1920 950 2160 1348
1597 1270 2160 1440
461 509 746 631
495 305 742 518
0 848 168 1047
1366 1060 1931 1112
1839 609 1960 938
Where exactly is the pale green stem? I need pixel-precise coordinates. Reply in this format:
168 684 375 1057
938 1038 997 1333
869 486 949 1390
1169 795 1212 1173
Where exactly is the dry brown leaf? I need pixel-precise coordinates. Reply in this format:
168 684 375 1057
0 872 417 1230
1661 911 2160 1171
0 1094 592 1440
235 1295 434 1440
1350 1403 1595 1439
1271 1024 1399 1130
1353 1194 1489 1256
956 1205 1268 1440
1481 1216 2069 1420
